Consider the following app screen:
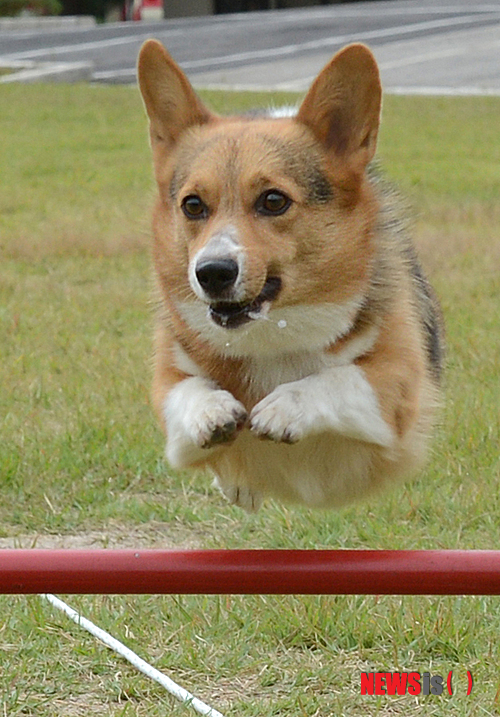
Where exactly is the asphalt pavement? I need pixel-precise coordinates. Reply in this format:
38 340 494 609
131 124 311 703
0 0 499 93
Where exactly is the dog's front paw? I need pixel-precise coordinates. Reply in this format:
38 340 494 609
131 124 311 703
250 385 309 444
193 391 247 449
165 379 249 468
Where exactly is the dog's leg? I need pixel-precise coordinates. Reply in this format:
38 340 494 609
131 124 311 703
249 364 394 448
213 480 264 513
163 376 247 468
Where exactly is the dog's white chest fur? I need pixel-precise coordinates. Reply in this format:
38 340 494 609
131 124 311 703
246 350 328 398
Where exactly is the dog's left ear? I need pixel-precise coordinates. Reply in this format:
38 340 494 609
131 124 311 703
296 44 381 171
137 39 213 150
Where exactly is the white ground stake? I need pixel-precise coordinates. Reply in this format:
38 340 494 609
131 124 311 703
41 593 225 717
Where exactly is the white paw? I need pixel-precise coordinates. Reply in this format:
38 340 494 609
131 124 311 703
189 391 247 449
165 378 248 468
250 384 311 444
218 483 263 512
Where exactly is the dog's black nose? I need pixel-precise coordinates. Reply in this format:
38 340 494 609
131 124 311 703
195 258 239 298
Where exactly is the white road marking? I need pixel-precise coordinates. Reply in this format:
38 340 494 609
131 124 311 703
0 29 185 60
176 13 499 72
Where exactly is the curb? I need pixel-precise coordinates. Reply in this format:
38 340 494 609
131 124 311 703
0 15 95 31
0 59 93 83
0 15 95 82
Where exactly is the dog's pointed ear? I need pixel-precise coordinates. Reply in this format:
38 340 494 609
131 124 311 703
296 44 381 170
137 39 213 148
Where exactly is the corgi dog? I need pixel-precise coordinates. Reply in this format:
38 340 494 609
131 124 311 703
137 40 443 512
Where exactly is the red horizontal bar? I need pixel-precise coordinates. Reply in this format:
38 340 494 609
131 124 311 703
2 549 500 595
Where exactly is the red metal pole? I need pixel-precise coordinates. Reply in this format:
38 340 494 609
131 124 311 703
1 549 500 595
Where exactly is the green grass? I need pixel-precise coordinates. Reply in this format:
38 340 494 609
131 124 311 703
1 84 499 716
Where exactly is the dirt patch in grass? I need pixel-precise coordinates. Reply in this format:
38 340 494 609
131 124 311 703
0 522 204 550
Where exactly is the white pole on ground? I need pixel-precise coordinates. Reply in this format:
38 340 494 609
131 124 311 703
41 593 226 717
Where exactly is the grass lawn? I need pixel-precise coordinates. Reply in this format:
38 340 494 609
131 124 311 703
0 82 499 716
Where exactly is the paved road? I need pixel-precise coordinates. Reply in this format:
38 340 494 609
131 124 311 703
1 0 499 93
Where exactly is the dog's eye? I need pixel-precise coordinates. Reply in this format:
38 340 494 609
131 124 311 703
181 195 208 219
256 190 291 216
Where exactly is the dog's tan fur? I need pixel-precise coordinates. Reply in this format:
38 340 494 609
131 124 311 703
138 40 443 511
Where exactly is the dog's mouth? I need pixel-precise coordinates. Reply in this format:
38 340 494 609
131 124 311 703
209 276 282 329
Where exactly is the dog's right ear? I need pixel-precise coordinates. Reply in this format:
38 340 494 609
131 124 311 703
296 43 381 173
137 40 213 149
